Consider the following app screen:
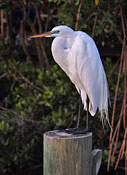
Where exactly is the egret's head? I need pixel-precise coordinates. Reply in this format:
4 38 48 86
51 26 74 37
29 25 74 39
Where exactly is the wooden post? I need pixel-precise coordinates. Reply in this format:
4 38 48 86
43 130 102 175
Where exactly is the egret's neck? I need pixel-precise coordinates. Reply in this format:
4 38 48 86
51 32 76 60
66 35 75 48
51 36 70 74
51 37 68 55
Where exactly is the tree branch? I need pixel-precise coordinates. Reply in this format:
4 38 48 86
75 0 82 31
13 66 43 93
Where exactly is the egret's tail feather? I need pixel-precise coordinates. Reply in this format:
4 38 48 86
99 110 111 130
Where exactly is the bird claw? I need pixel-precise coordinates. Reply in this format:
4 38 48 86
73 128 89 135
65 128 89 135
65 128 78 134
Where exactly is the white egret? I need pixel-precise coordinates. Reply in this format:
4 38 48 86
30 25 109 134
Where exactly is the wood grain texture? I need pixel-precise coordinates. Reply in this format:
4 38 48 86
43 130 92 175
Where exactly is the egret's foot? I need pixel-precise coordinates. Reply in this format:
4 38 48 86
73 128 89 135
65 128 89 135
65 128 79 134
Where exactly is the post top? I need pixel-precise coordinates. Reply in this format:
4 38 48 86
44 130 92 139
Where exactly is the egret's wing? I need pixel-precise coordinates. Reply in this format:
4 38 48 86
70 32 109 122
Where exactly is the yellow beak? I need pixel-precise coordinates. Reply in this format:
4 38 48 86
29 32 52 39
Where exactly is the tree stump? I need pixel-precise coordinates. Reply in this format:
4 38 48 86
43 130 102 175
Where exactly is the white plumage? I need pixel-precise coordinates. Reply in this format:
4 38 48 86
30 25 109 124
51 26 109 123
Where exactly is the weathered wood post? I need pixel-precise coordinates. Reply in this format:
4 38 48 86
43 130 102 175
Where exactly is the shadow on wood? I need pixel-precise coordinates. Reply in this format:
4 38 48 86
43 130 102 175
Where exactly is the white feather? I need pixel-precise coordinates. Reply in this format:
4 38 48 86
51 25 109 124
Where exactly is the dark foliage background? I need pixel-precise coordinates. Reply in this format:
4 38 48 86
0 0 126 174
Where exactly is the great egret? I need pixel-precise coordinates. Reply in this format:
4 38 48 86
30 25 109 134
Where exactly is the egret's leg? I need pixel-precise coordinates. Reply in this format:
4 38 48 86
77 97 82 129
86 95 89 130
65 97 82 134
65 96 89 135
71 95 89 135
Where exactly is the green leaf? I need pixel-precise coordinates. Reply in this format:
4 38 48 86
0 120 5 130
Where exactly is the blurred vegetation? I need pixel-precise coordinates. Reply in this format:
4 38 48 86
0 0 126 174
0 60 79 173
0 58 120 174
